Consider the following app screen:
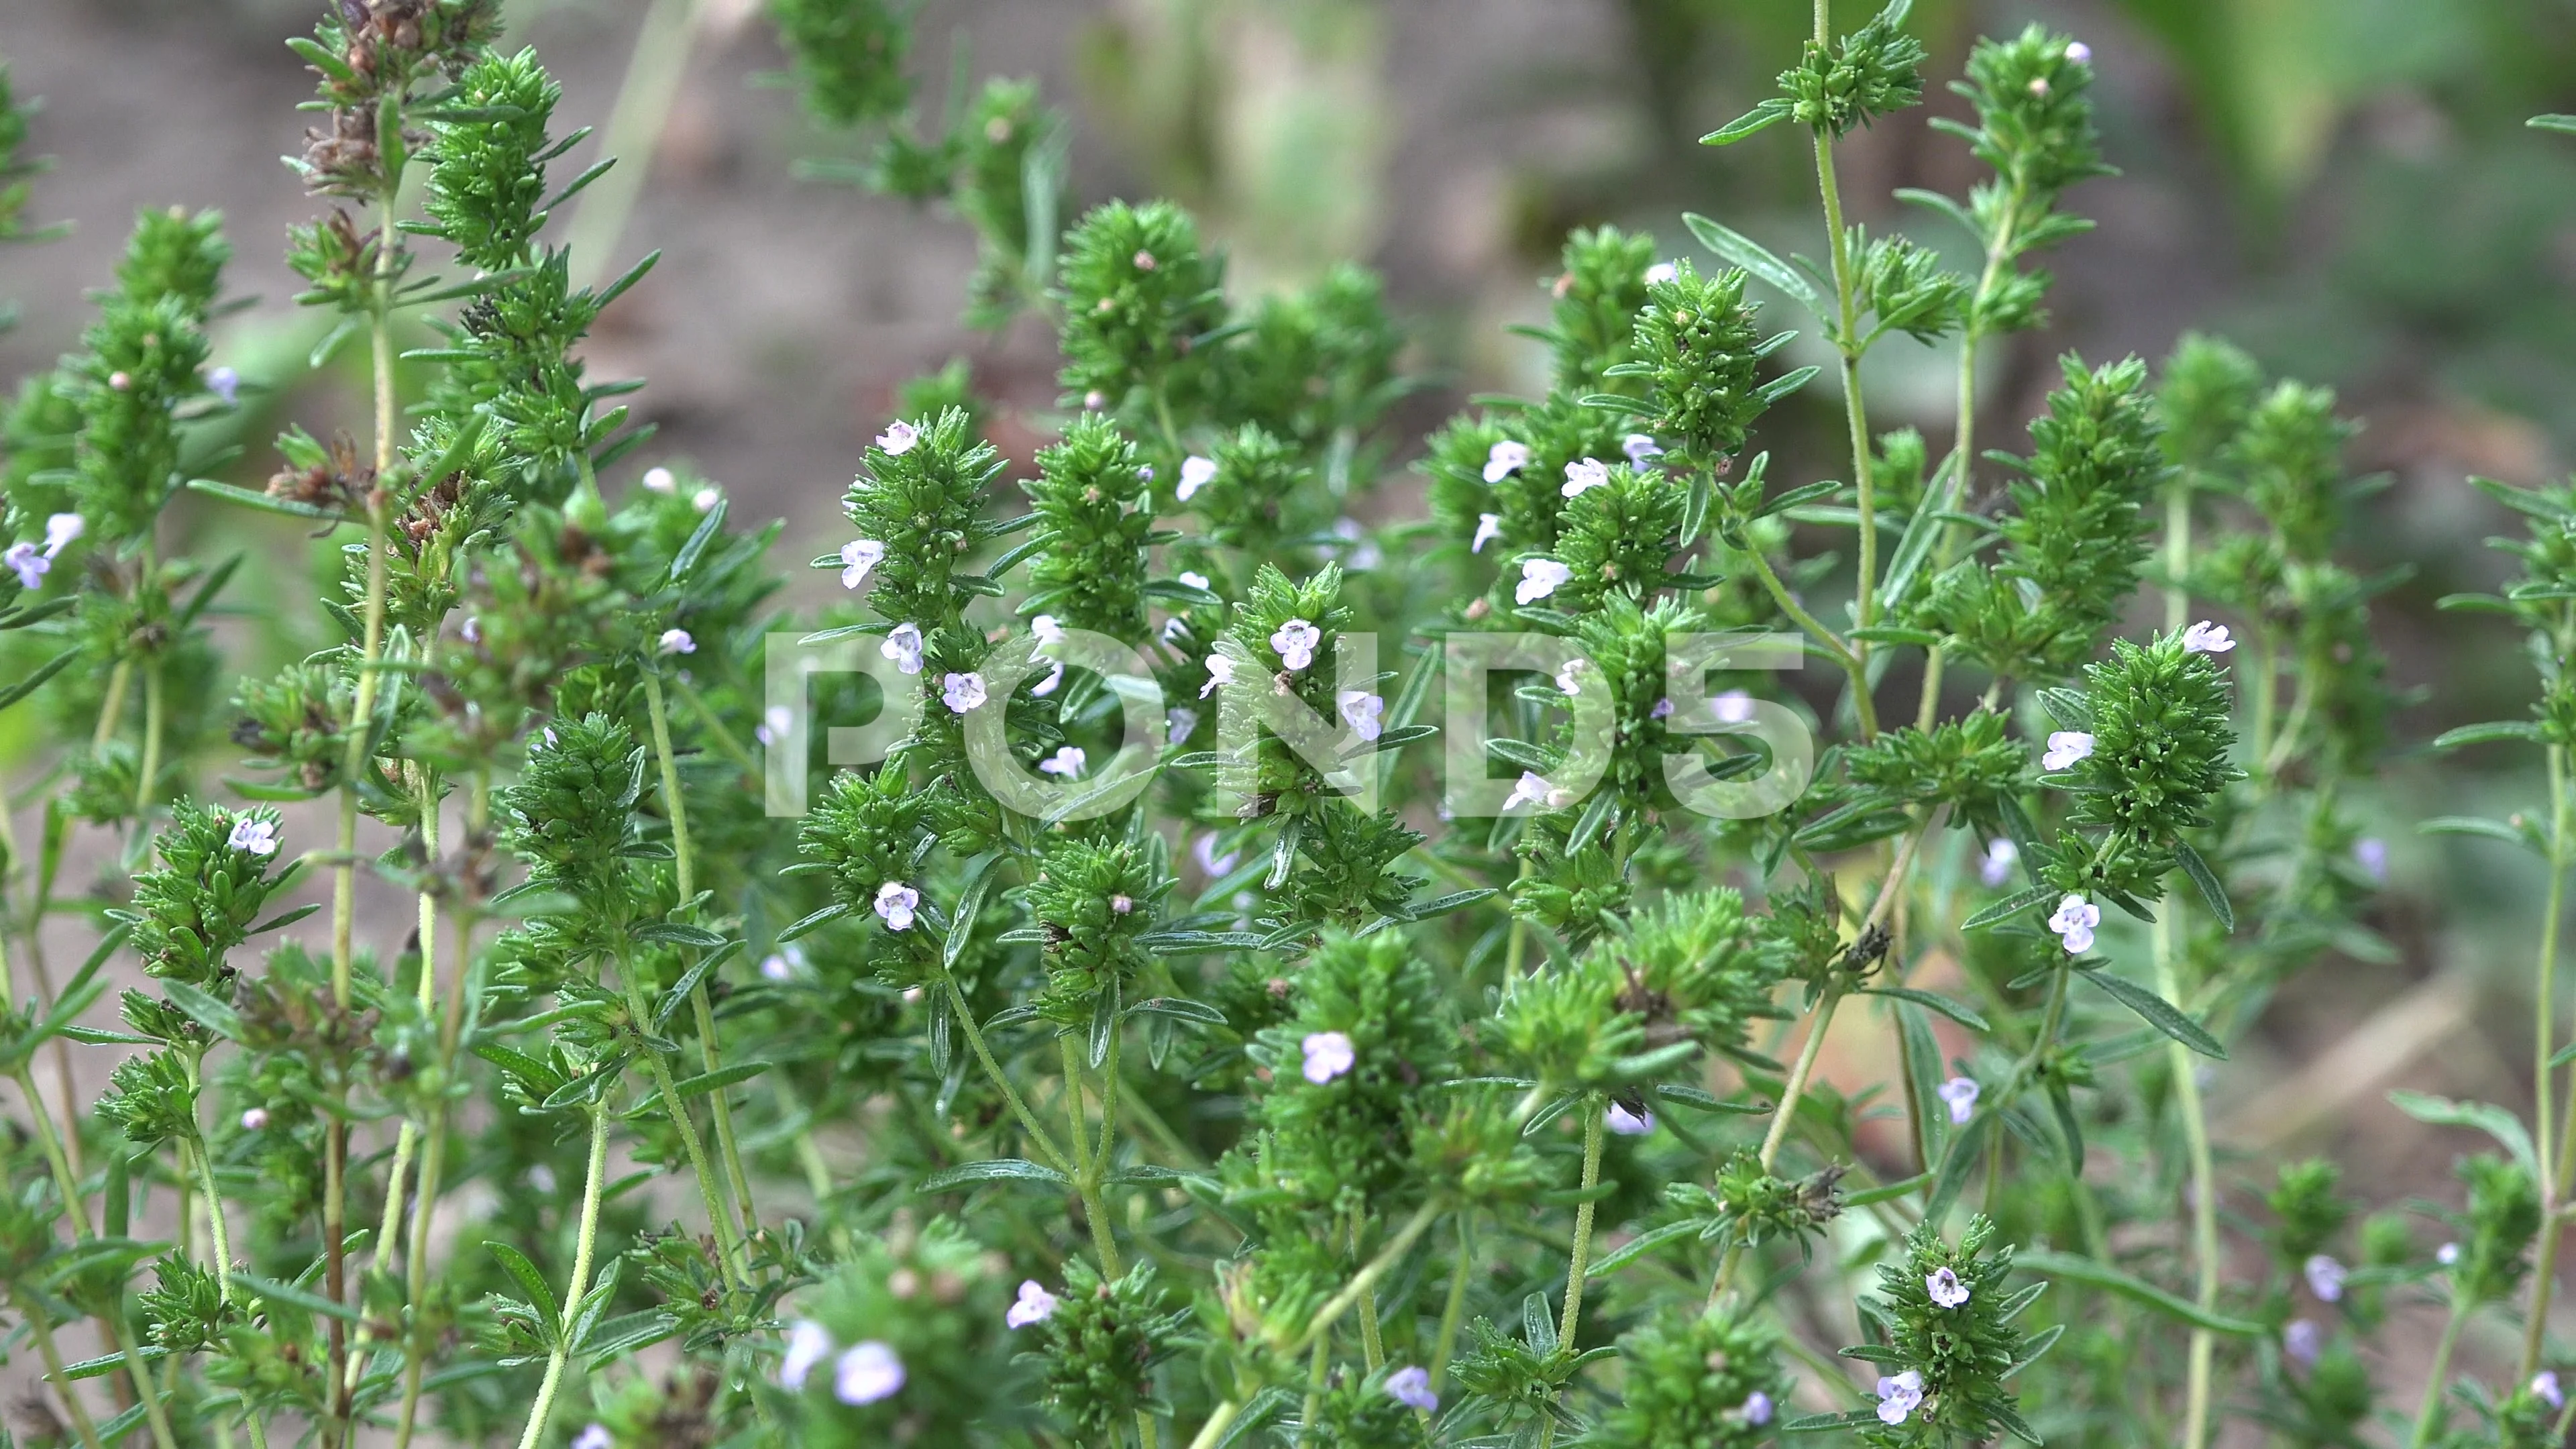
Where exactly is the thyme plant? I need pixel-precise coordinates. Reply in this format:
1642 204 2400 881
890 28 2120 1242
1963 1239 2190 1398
0 3 2561 1447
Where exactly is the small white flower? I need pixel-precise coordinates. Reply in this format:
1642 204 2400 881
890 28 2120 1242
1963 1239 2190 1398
1560 457 1611 498
1177 572 1210 591
572 1424 612 1449
875 420 919 456
2284 1318 2320 1366
239 1108 270 1131
1193 832 1240 876
2048 894 2100 954
1937 1076 1980 1124
642 466 676 494
1178 455 1218 501
1167 706 1199 741
1483 440 1530 484
228 817 280 858
1741 1391 1774 1426
840 539 886 590
2041 731 2094 771
1137 464 1155 482
1516 557 1571 604
1161 616 1190 645
2355 837 2389 883
2438 1241 2462 1266
1605 1102 1654 1136
757 705 794 747
2181 619 2236 654
941 672 987 714
882 623 926 675
2304 1254 2345 1303
1926 1267 1970 1309
1385 1364 1438 1413
1039 746 1086 778
1084 390 1106 411
1876 1371 1924 1426
207 366 241 406
657 628 695 655
692 486 720 513
834 1341 905 1405
41 513 83 558
1650 697 1674 720
541 727 558 748
1200 653 1236 698
1554 659 1589 696
107 370 129 391
1032 658 1067 696
1504 771 1554 812
1980 837 2019 888
1471 513 1502 553
1272 619 1322 672
1644 261 1678 285
3 541 46 590
1622 433 1664 465
1338 690 1385 743
1132 249 1158 271
1007 1279 1059 1329
1301 1030 1356 1084
2535 1371 2564 1409
761 953 794 981
1712 690 1756 724
873 881 920 932
462 616 483 645
2065 40 2092 63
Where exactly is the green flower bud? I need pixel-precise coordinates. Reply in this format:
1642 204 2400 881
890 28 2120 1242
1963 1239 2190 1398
1054 200 1226 411
1027 1258 1181 1439
768 0 910 129
1591 1304 1788 1448
1023 413 1152 641
2266 1159 2353 1267
1025 837 1167 1028
117 801 292 988
1552 225 1657 393
420 48 564 272
1633 260 1771 470
498 712 646 908
2454 1153 2540 1306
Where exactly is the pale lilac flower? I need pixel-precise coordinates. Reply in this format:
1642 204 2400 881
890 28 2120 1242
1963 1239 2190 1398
1193 832 1239 876
1650 697 1674 720
875 420 919 456
840 539 886 590
761 953 794 982
42 514 83 557
1741 1391 1774 1426
2438 1242 2461 1267
657 628 695 656
1554 659 1589 696
1622 433 1664 465
1132 249 1158 271
882 623 926 675
228 817 280 858
1032 659 1067 697
1505 771 1554 812
2182 620 2236 654
1084 390 1106 411
1644 262 1678 285
1333 517 1383 570
2355 838 2388 883
1271 619 1322 672
1137 464 1155 482
1561 457 1611 498
757 705 794 747
2304 1254 2345 1303
1039 746 1086 778
2048 894 2100 954
873 881 920 932
1338 690 1385 743
1177 572 1210 592
2284 1318 2320 1366
1938 1076 1980 1124
834 1341 905 1405
1517 558 1572 604
1471 513 1502 553
572 1424 612 1449
1007 1280 1059 1328
1927 1267 1970 1309
1712 690 1756 725
462 616 483 645
1385 1365 1438 1412
642 466 676 494
1483 440 1530 484
1178 454 1218 502
2535 1371 2564 1409
1301 1030 1356 1084
1167 706 1199 741
1161 616 1190 645
1605 1102 1654 1136
207 366 241 406
941 672 987 714
239 1108 270 1131
2041 731 2094 771
541 727 558 748
1201 653 1237 698
3 541 46 590
2065 40 2092 63
1981 837 2019 888
692 486 721 513
1876 1371 1923 1426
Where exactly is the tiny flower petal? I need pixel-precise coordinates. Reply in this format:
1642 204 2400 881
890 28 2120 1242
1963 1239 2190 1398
1621 433 1664 464
228 818 281 858
2047 894 2100 955
572 1425 612 1449
2284 1318 2320 1366
692 486 721 513
2182 620 2236 654
1301 1030 1356 1085
1711 690 1756 724
1876 1371 1923 1426
779 1319 835 1389
1385 1365 1438 1413
1505 771 1553 812
2355 837 2388 883
1167 706 1199 741
873 881 920 932
2304 1254 2345 1303
41 513 83 557
1200 653 1236 698
1271 619 1322 672
642 466 676 494
657 629 695 655
1741 1391 1774 1426
1177 572 1210 591
1927 1267 1970 1309
1178 455 1218 501
1650 697 1674 720
1007 1279 1059 1328
3 541 48 590
1980 837 2019 887
941 672 988 714
2041 731 2095 771
1560 457 1610 498
1338 690 1385 743
1937 1076 1980 1124
1644 262 1678 285
2535 1371 2564 1409
1483 440 1530 484
1471 513 1502 553
207 366 241 406
1193 831 1239 875
1516 557 1572 604
833 1341 906 1405
875 420 919 456
240 1108 270 1131
1554 660 1587 696
2064 40 2092 62
2438 1241 2461 1266
1605 1102 1654 1136
1038 746 1087 778
840 539 886 589
883 623 926 675
761 954 793 981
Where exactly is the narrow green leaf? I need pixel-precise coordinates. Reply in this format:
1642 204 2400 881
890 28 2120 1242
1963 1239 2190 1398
1682 212 1817 307
2171 842 2234 934
2014 1249 2264 1335
2076 967 2225 1059
919 1158 1070 1191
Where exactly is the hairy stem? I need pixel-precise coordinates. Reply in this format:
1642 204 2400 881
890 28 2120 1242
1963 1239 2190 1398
2161 904 2222 1449
619 956 747 1290
2409 1299 2469 1448
1536 1102 1609 1449
511 1105 612 1449
22 1297 105 1449
1290 1198 1442 1356
112 1309 180 1449
943 971 1071 1173
1429 1212 1475 1396
1059 1035 1125 1278
373 766 441 1281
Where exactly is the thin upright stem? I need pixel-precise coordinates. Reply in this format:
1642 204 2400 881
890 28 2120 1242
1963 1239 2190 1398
943 971 1071 1174
191 1136 234 1297
1289 1199 1442 1356
1059 1035 1125 1279
1429 1212 1474 1397
22 1298 105 1449
134 663 164 819
2524 740 2573 1381
619 957 747 1289
1808 0 1878 720
112 1311 180 1449
374 767 441 1280
511 1106 612 1449
2409 1300 2469 1448
1537 1102 1609 1449
2162 904 2222 1449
